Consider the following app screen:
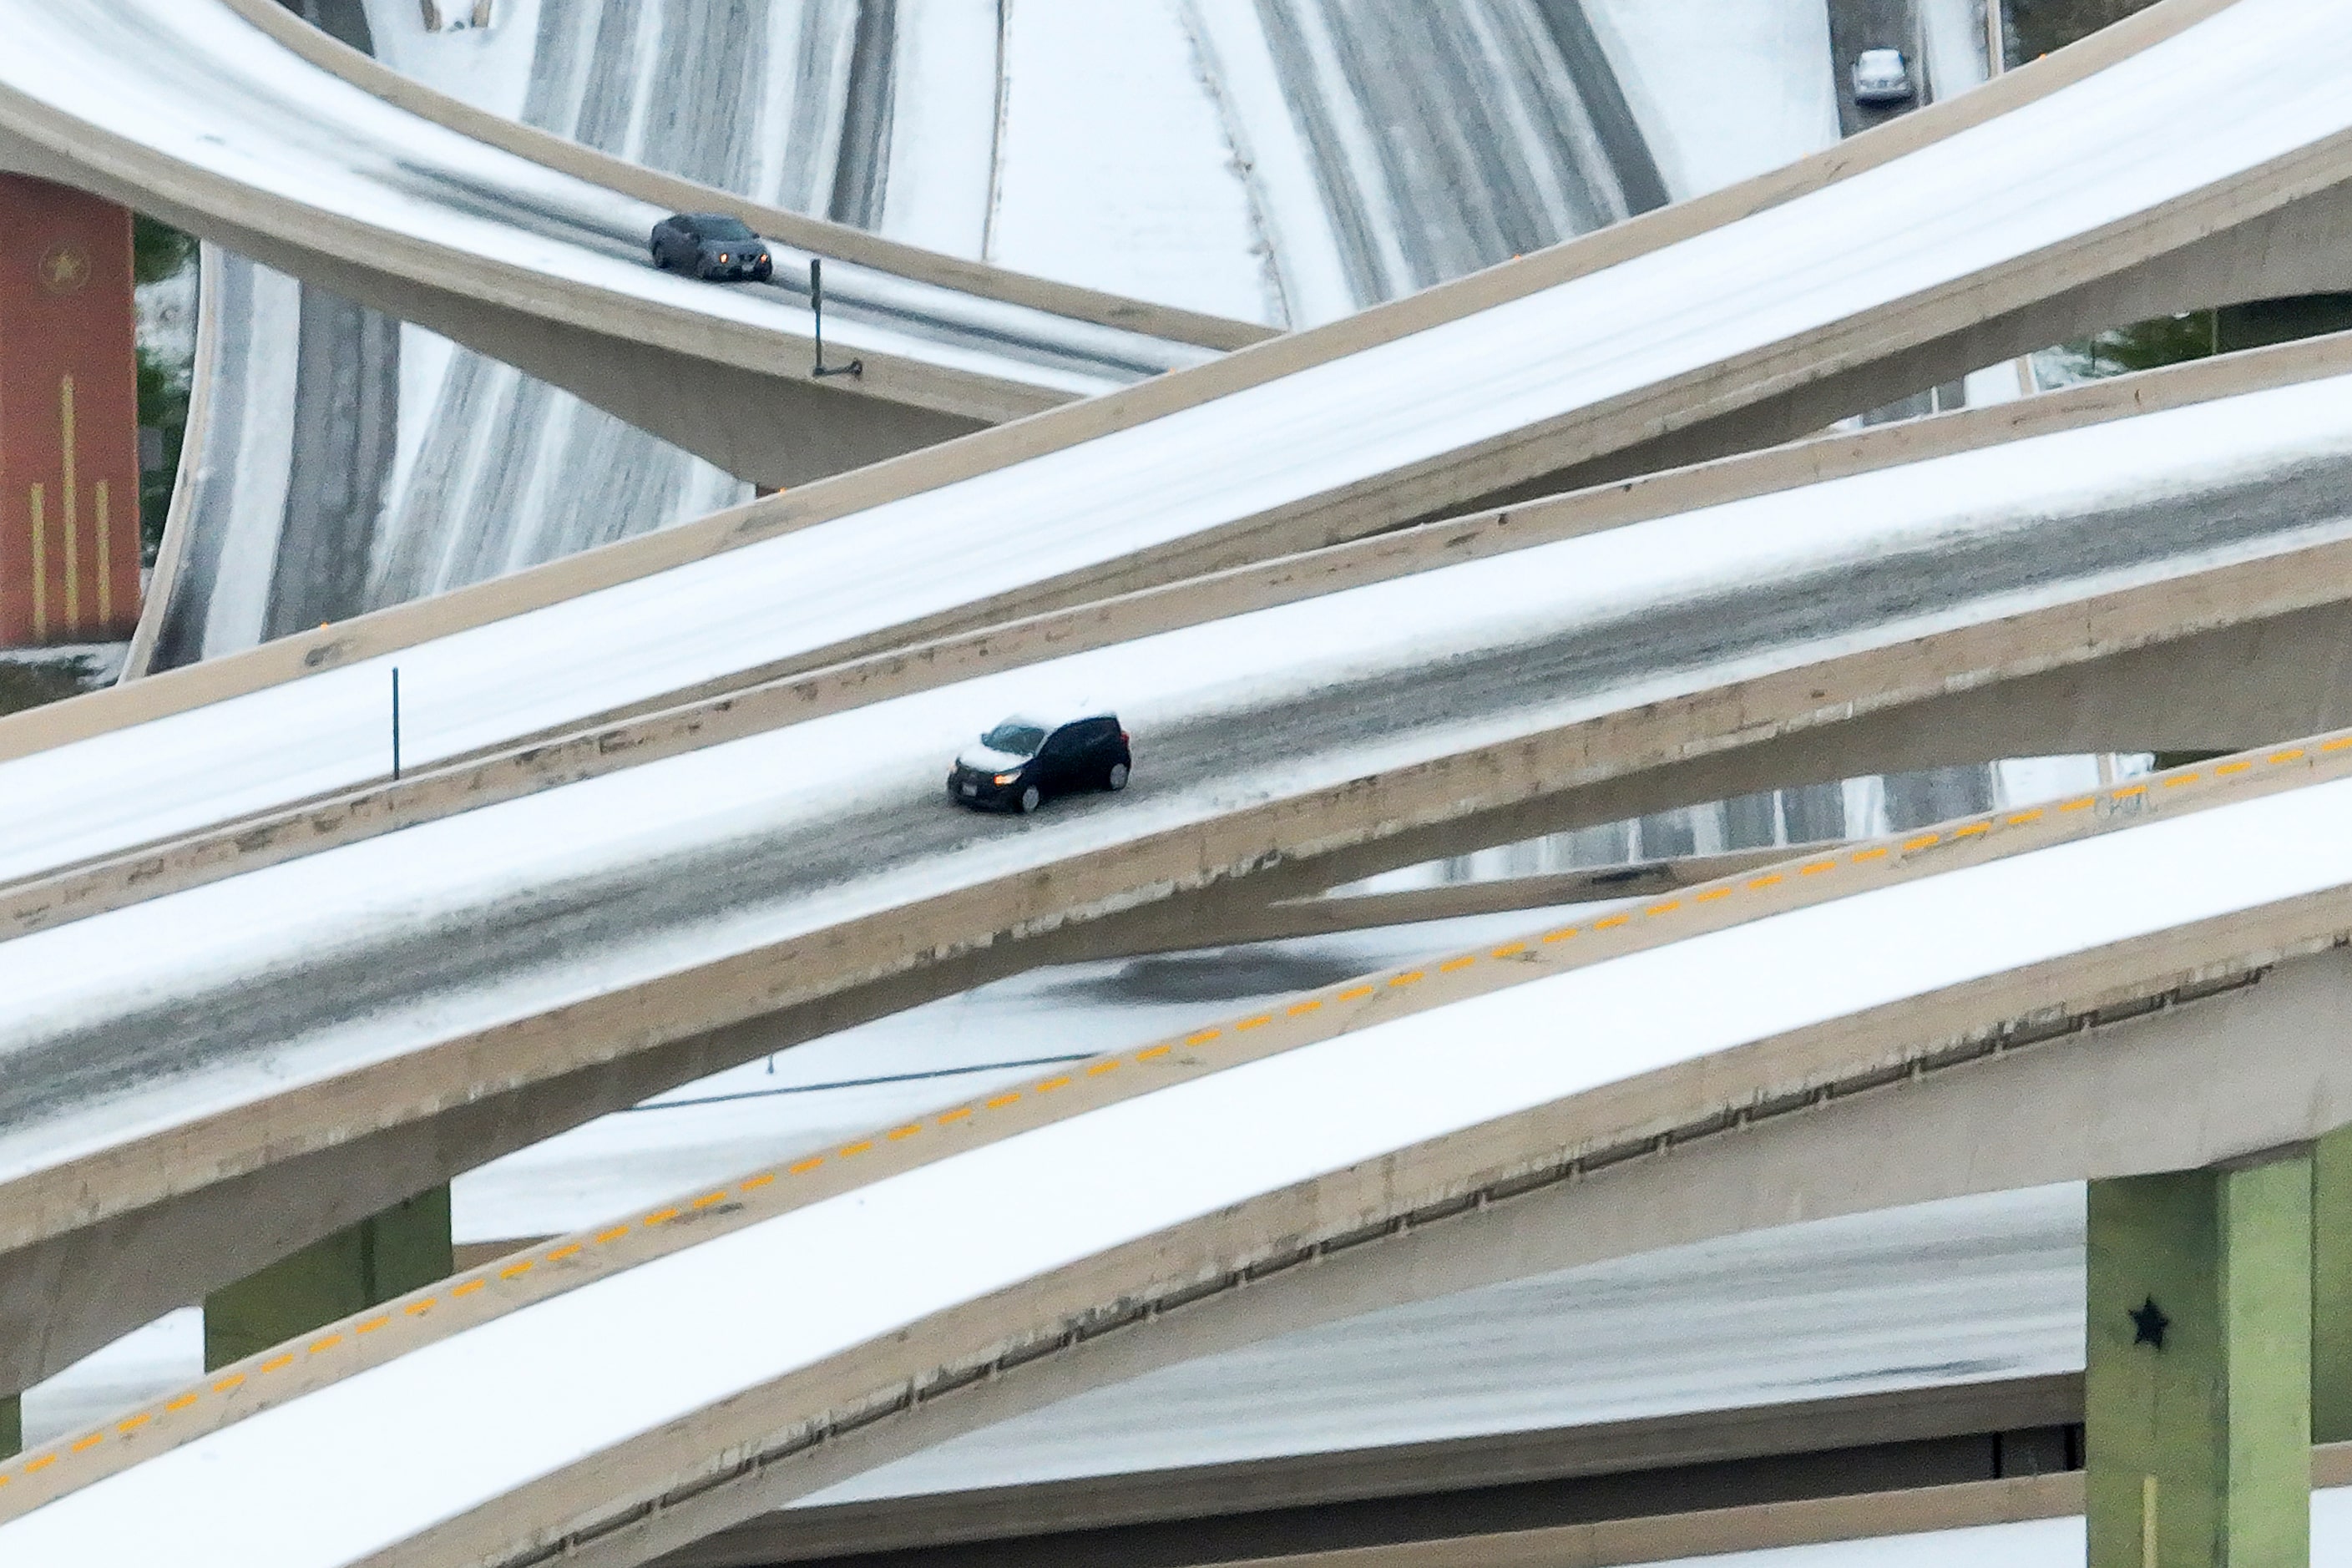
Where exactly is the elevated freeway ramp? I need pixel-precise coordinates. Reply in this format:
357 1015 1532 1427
7 336 2352 1397
8 721 2352 1563
10 0 2349 801
0 1 1232 489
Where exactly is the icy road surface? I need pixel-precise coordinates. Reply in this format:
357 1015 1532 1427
15 735 2352 1562
3 378 2350 1199
4 0 2344 882
0 0 1206 390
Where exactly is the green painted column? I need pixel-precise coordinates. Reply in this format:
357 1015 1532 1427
2086 1154 2312 1568
204 1187 451 1370
2318 1127 2352 1445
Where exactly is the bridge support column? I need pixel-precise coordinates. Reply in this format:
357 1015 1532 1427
1 1393 15 1458
2086 1153 2311 1568
0 175 143 646
203 1188 452 1369
2316 1127 2352 1444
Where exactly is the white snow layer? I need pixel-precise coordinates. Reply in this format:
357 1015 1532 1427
5 0 2349 886
1581 0 1841 200
988 0 1277 323
880 0 1002 258
3 362 2346 1199
15 764 2352 1565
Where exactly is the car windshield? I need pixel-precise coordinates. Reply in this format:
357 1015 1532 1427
981 721 1048 756
695 215 756 241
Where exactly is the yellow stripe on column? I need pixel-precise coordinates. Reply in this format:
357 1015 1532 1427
28 483 45 643
58 376 78 635
93 480 110 627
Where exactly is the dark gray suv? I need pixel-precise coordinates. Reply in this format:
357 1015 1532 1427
650 213 772 282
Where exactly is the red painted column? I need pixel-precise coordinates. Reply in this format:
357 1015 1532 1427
0 176 143 646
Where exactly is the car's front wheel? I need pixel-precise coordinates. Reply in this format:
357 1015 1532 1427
1018 784 1042 814
1105 762 1129 792
751 260 773 283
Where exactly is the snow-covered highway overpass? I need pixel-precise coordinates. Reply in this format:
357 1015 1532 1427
5 329 2352 1404
8 705 2352 1565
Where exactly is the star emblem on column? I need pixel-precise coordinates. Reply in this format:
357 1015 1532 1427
38 243 91 295
2130 1296 2171 1350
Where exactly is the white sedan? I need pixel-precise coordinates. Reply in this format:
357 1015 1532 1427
1853 48 1914 104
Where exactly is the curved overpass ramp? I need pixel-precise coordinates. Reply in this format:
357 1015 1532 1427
10 0 2352 883
0 1 1229 489
7 337 2352 1393
7 725 2351 1563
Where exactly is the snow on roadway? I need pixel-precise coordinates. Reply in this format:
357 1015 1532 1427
362 0 541 119
1583 0 1841 200
20 764 2352 1564
881 0 1001 259
4 369 2347 1206
989 0 1278 324
18 1183 2078 1495
817 1184 2080 1499
19 284 2352 898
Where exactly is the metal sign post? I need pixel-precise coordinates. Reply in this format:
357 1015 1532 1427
810 258 862 379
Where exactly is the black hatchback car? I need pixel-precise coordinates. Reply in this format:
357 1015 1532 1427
650 213 773 281
948 713 1130 813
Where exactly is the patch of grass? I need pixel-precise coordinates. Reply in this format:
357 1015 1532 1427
134 215 195 288
0 656 103 717
138 344 189 564
2049 296 2352 383
2005 0 2162 64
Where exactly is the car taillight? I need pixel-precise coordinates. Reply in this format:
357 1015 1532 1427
1120 731 1130 744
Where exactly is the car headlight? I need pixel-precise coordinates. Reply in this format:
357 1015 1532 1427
993 772 1020 786
758 253 770 265
718 252 730 263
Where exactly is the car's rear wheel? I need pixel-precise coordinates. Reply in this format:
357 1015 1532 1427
1106 762 1129 792
1019 785 1042 813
